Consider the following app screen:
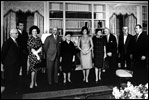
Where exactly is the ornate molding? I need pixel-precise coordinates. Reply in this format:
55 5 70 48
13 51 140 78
109 4 137 18
4 1 44 16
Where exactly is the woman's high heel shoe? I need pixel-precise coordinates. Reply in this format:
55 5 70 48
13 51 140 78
35 82 38 87
95 79 98 83
68 79 71 83
63 79 66 84
83 78 85 82
29 83 34 88
86 78 89 83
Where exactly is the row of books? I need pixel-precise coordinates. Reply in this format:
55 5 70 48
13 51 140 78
49 3 105 12
49 19 63 28
66 20 91 28
49 19 105 29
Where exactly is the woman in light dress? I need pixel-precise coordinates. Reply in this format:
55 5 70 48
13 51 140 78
78 26 93 83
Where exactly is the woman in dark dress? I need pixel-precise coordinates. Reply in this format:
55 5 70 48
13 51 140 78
93 29 106 83
60 32 76 84
27 25 42 88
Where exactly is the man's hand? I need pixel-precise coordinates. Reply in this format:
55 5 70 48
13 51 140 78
72 56 75 62
130 54 133 60
1 65 4 72
107 52 112 57
60 57 62 62
141 56 146 60
118 63 121 68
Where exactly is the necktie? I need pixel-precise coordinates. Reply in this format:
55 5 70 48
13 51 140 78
107 36 109 43
136 34 138 42
14 40 18 46
54 35 57 40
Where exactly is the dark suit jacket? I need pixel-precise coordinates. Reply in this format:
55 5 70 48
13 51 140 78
133 32 148 61
1 38 21 70
105 34 117 55
131 32 148 85
16 30 29 55
43 34 61 61
118 34 134 61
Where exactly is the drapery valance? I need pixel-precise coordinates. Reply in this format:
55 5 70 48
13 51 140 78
109 4 137 18
4 1 44 16
3 1 44 41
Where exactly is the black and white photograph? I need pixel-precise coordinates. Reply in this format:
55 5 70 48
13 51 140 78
1 1 148 99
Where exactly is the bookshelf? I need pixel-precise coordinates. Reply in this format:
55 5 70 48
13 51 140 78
65 3 92 35
94 4 106 29
142 6 148 34
49 2 107 36
49 2 63 32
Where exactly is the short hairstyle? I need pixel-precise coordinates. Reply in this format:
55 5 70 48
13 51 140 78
16 21 24 26
123 26 128 29
10 28 18 35
135 24 142 29
29 25 40 35
65 31 72 36
81 26 89 34
95 29 103 34
104 27 111 33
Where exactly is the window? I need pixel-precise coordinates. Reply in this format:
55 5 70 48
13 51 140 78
142 6 148 34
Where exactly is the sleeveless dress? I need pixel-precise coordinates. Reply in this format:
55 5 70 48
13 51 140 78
80 37 92 69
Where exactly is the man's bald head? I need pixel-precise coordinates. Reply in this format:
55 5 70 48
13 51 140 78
52 27 58 35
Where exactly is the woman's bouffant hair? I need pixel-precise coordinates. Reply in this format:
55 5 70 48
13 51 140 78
65 31 73 36
81 26 89 35
95 29 103 34
29 25 40 35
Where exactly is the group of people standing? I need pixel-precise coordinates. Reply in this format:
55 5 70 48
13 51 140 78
1 22 148 95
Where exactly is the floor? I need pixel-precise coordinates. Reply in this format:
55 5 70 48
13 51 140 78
1 68 119 99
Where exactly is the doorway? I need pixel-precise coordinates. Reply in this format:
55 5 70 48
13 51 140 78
110 13 137 43
16 10 34 33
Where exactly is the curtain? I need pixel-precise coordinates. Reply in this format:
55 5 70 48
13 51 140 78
3 10 16 42
109 13 118 45
110 13 137 45
26 14 34 34
125 14 137 36
34 11 44 37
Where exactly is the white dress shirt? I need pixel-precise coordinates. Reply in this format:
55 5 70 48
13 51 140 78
124 35 127 44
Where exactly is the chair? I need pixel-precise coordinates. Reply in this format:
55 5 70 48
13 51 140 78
116 69 133 87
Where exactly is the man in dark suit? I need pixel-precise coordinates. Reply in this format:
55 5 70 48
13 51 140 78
104 28 118 85
43 27 61 85
16 21 29 87
118 26 134 70
132 24 148 85
1 29 21 94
